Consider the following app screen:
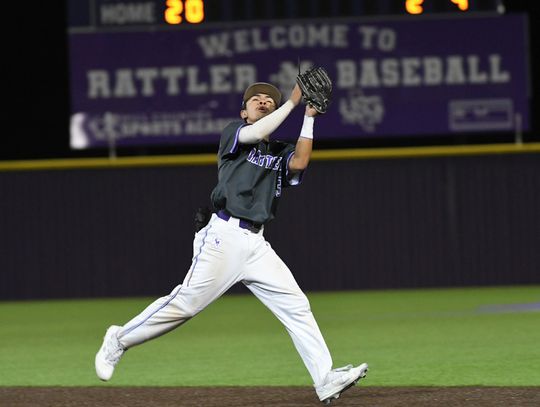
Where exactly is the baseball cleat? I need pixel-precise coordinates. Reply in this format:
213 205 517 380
316 363 368 404
95 325 125 381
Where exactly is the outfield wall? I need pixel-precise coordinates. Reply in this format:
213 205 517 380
1 149 539 299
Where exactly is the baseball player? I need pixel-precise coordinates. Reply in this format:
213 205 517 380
95 81 368 404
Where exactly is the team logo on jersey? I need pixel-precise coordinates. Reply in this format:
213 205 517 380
246 148 283 171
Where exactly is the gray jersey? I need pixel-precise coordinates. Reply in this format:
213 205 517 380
211 120 303 224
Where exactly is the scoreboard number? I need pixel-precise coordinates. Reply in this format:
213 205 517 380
406 0 469 15
165 0 204 24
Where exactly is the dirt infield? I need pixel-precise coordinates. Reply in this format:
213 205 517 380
2 387 539 407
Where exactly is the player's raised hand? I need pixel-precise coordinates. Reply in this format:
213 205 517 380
289 83 302 106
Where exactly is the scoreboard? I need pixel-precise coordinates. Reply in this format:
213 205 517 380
68 0 528 150
68 0 505 30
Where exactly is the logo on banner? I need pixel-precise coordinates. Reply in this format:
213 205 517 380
269 61 314 99
339 89 385 133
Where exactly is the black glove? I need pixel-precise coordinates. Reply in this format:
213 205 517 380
296 67 333 114
194 206 212 232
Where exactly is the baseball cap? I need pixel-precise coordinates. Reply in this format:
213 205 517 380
242 82 282 107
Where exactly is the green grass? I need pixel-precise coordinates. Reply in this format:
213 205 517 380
1 286 539 387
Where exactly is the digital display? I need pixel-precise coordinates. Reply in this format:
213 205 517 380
68 0 504 31
164 0 204 24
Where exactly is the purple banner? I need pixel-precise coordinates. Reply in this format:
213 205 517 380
69 15 529 149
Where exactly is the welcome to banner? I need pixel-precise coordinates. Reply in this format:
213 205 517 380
69 14 529 149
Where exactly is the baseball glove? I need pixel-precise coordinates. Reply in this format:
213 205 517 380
296 67 332 114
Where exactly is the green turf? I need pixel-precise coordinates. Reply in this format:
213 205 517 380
0 286 539 387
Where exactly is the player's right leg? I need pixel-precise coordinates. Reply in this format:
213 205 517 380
95 214 245 381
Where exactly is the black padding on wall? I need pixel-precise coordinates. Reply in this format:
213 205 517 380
1 154 539 300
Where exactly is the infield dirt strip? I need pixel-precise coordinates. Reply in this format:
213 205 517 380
2 387 540 406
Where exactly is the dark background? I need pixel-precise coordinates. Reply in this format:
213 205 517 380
4 1 539 161
2 1 539 300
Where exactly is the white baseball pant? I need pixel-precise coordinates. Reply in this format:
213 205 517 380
117 214 333 386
